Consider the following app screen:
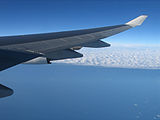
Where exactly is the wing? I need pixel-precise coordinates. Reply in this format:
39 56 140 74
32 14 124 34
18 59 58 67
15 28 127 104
0 15 147 71
0 49 41 71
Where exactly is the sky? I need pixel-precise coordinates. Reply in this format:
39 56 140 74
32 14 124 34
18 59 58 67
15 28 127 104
0 0 159 46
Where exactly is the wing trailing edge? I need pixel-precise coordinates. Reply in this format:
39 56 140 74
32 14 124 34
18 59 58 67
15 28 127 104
0 49 41 71
45 49 83 60
83 40 111 48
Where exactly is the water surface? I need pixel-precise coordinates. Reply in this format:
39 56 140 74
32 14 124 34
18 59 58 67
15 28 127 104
0 64 160 120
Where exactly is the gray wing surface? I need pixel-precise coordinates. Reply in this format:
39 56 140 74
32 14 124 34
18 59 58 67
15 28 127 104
0 49 41 71
0 25 131 53
0 15 147 71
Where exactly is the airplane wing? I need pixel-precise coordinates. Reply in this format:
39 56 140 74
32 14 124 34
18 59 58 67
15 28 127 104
0 49 41 71
0 15 147 71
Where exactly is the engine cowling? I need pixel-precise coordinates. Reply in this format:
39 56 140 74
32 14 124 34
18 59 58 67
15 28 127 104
24 57 51 64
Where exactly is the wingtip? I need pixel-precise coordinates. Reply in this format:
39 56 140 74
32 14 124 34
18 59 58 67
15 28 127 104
126 15 148 27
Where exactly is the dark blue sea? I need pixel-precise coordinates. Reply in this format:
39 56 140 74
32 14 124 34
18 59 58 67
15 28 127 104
0 64 160 120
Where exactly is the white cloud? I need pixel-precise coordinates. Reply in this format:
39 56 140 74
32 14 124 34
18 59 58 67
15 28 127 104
53 47 160 69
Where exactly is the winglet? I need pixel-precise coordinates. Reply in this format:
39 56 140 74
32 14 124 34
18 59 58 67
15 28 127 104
126 15 148 27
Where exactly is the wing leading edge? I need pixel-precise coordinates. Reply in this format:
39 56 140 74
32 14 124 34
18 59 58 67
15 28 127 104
0 15 148 71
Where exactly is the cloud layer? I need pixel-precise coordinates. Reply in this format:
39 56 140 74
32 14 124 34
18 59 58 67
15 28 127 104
54 47 160 69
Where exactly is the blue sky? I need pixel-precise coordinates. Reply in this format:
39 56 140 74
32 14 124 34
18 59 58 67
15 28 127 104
0 0 159 45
